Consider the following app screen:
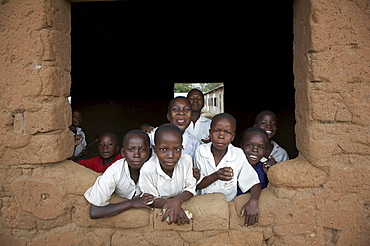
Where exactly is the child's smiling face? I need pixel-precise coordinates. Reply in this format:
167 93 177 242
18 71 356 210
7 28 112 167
121 134 150 170
255 113 277 139
242 132 268 165
210 118 236 151
98 134 119 160
154 130 183 177
167 98 192 132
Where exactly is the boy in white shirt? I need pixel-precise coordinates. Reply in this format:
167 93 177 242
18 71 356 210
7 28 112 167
84 130 155 219
186 89 211 143
194 113 261 226
138 123 196 225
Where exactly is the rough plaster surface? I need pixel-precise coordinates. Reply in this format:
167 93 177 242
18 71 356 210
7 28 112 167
0 0 369 245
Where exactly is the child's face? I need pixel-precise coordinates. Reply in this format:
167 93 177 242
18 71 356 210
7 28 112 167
167 98 192 132
210 118 236 151
98 135 119 159
188 90 204 112
255 113 277 139
72 111 82 127
154 131 182 175
242 132 267 165
121 134 150 170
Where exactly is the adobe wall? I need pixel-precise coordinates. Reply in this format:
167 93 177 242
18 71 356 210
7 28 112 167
0 0 369 245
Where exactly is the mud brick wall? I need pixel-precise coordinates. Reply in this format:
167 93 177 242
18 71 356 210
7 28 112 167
0 0 369 245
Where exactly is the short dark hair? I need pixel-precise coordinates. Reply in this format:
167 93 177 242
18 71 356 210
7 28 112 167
122 129 150 147
187 88 204 100
98 132 119 145
154 123 183 145
254 110 277 125
241 127 269 146
167 96 192 113
211 113 237 130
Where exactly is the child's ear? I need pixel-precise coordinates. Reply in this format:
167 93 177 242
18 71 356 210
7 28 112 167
115 145 120 153
166 113 171 122
120 147 125 157
153 145 157 155
253 124 257 127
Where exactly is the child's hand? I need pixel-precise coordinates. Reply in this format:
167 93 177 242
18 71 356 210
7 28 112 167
193 167 200 181
263 156 276 173
160 199 190 225
130 193 156 210
216 167 234 181
74 134 84 145
240 198 259 226
141 125 155 134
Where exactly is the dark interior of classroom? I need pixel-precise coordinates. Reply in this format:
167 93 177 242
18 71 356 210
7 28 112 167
70 1 297 158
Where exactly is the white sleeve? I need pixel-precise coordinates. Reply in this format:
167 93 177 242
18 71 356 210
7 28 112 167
193 147 205 185
237 158 260 193
182 155 197 196
84 172 116 207
138 167 160 198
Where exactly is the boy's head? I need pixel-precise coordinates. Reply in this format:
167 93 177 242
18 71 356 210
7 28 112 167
167 96 192 132
187 89 204 113
210 113 236 151
254 110 278 139
72 110 82 127
98 132 119 160
241 127 269 165
154 124 183 174
121 130 150 170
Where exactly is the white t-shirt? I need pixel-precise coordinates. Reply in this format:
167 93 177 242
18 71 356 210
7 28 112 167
186 115 211 141
84 159 140 206
138 154 196 200
270 140 289 162
148 128 201 159
194 143 260 202
73 127 87 157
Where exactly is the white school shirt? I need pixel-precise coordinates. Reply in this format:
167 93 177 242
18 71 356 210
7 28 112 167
148 128 201 159
73 127 87 157
194 143 260 202
186 115 211 141
84 159 140 206
270 140 289 163
138 153 196 200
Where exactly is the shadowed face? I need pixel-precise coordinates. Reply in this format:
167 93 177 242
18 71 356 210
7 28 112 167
188 90 204 112
98 134 119 160
255 113 277 139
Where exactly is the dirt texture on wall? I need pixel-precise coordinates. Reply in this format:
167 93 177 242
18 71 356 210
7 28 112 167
0 0 369 245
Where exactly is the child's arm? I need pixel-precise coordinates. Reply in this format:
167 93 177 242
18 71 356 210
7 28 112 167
240 183 261 226
152 191 193 225
196 167 233 190
89 193 155 219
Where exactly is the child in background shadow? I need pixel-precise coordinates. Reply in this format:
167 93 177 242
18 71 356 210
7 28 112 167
194 113 261 226
254 110 289 169
77 132 123 173
186 89 211 143
84 130 155 219
240 127 270 190
69 109 87 160
138 124 196 225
